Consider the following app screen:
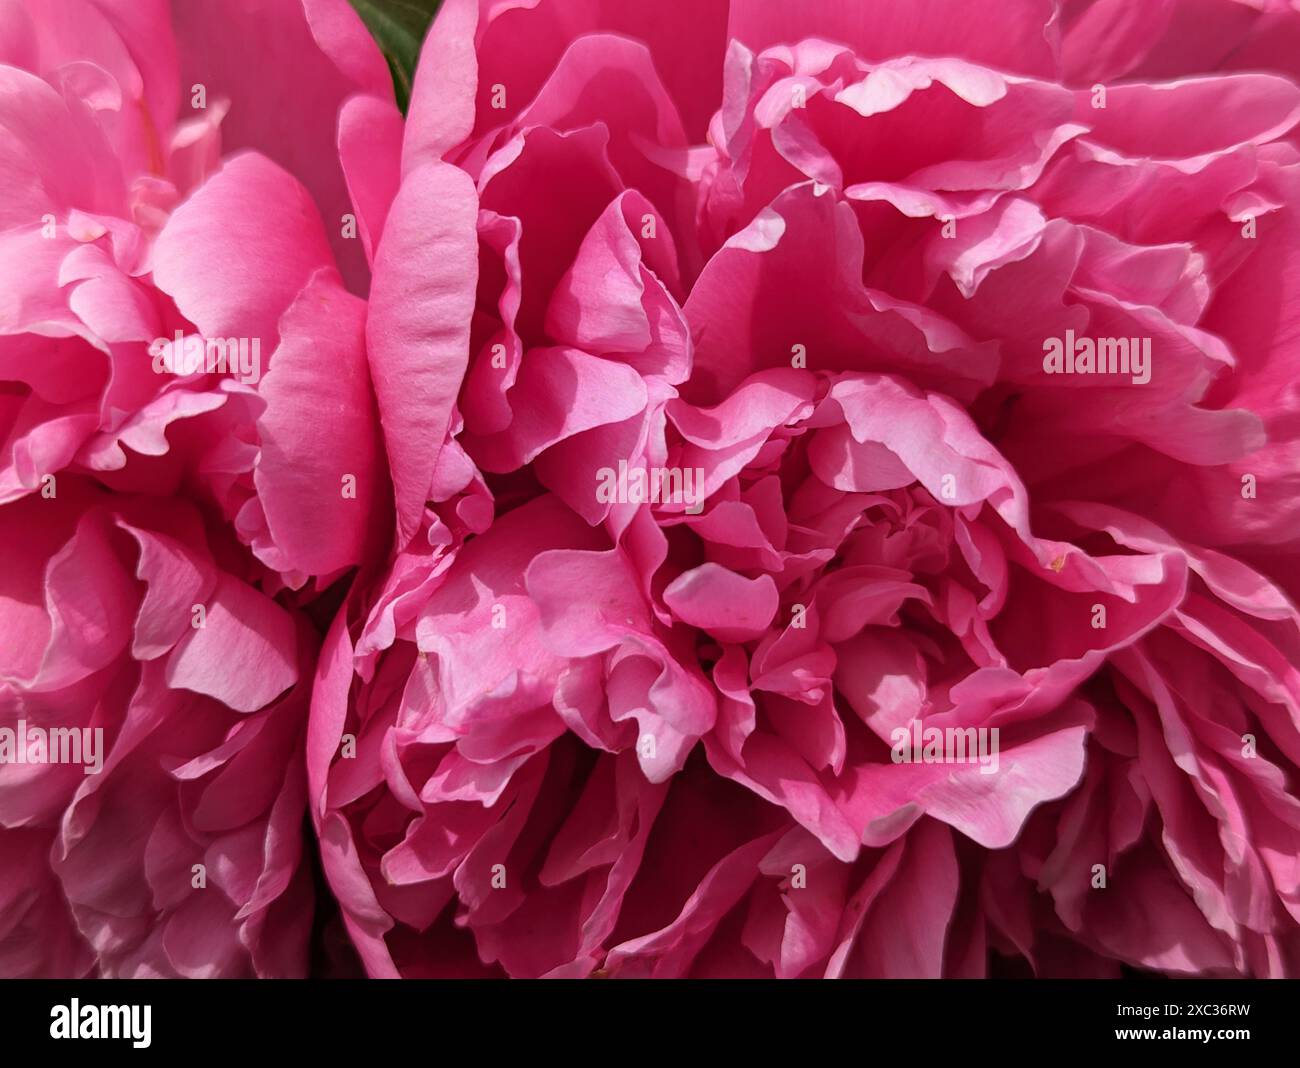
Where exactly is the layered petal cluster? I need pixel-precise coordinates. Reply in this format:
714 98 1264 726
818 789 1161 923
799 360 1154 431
0 0 393 590
0 478 314 977
313 0 1300 978
4 0 1300 982
0 0 397 976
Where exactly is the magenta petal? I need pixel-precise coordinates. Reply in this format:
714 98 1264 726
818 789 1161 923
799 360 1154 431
366 160 479 547
151 152 335 347
165 573 297 713
255 268 385 576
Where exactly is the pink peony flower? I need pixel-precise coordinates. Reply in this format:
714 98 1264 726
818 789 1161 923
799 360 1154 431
312 0 1300 978
0 0 394 590
0 478 315 977
0 0 396 976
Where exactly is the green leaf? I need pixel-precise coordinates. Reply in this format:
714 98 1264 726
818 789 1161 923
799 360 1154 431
348 0 443 113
